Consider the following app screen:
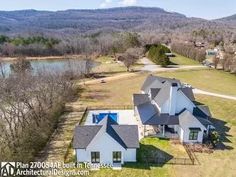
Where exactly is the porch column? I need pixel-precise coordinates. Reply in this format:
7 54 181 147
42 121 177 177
163 125 165 136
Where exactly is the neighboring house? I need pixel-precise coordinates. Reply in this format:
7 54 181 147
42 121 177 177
133 75 214 143
73 116 139 166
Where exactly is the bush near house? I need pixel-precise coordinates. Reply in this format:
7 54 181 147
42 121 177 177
209 130 220 147
147 44 171 67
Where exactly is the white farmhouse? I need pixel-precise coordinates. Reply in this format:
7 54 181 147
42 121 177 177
134 75 214 143
73 116 139 166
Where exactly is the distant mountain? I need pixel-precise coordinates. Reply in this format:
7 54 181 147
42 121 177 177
218 14 236 21
0 7 234 36
0 7 193 34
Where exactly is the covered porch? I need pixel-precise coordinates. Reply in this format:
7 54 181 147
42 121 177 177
144 125 179 139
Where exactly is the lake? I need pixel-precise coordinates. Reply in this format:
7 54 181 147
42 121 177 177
1 59 99 76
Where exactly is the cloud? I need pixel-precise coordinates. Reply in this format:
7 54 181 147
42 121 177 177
100 0 113 8
120 0 137 6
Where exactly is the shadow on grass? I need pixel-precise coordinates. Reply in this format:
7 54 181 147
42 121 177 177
211 117 234 150
134 144 173 169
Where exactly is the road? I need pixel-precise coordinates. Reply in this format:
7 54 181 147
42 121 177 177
79 57 206 85
193 89 236 101
140 57 206 72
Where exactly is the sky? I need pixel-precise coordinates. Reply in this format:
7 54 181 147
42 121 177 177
0 0 235 20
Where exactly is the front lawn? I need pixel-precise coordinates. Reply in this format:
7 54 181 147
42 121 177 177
173 95 236 177
170 53 200 65
159 69 236 96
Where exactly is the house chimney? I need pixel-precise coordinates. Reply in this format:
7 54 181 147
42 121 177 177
169 83 178 115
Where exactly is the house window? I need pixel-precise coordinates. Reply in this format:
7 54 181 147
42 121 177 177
91 152 100 163
113 151 122 163
189 130 199 140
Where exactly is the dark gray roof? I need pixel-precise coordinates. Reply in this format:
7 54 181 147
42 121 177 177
141 75 181 94
133 94 150 106
145 113 179 125
157 76 181 86
136 102 158 124
179 87 195 101
197 105 212 117
193 105 212 118
153 83 171 107
141 75 163 93
73 125 102 149
112 125 139 148
195 116 213 128
150 88 161 99
73 117 139 149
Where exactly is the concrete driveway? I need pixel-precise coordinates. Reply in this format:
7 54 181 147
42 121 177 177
193 89 236 101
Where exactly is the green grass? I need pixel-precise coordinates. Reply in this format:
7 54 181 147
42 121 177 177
89 164 170 177
159 69 236 96
89 137 188 177
173 95 236 177
92 56 127 75
80 69 236 107
170 53 200 65
77 69 236 177
138 137 188 161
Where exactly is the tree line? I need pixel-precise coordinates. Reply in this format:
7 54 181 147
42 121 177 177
171 43 206 62
0 58 80 162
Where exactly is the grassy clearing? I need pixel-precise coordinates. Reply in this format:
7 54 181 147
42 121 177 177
92 56 127 76
170 53 200 65
159 69 236 96
80 69 236 107
92 56 143 76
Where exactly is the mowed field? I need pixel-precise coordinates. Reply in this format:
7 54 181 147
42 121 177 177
78 69 236 177
170 53 200 65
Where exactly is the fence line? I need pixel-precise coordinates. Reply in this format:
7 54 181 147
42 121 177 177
183 144 195 165
87 105 134 110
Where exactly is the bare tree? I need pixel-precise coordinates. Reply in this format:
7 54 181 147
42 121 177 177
122 48 144 71
212 55 220 69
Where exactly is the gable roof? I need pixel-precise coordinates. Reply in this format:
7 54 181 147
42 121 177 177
145 113 179 125
179 87 195 101
73 125 102 149
73 117 139 149
133 94 150 106
141 75 181 93
153 82 171 107
136 102 158 124
179 110 206 131
141 75 163 93
150 88 161 99
112 125 139 148
193 105 212 118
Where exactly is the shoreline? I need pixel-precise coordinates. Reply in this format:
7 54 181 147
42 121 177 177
1 55 92 62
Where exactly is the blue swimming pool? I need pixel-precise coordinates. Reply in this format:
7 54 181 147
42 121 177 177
92 113 118 124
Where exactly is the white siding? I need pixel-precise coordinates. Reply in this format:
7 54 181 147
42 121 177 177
179 110 206 143
75 132 137 164
178 127 184 143
182 127 204 143
76 149 87 162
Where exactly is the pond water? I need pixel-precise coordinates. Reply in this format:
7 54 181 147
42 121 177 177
1 59 99 76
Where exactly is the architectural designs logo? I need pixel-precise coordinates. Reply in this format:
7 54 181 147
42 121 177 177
0 162 16 176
